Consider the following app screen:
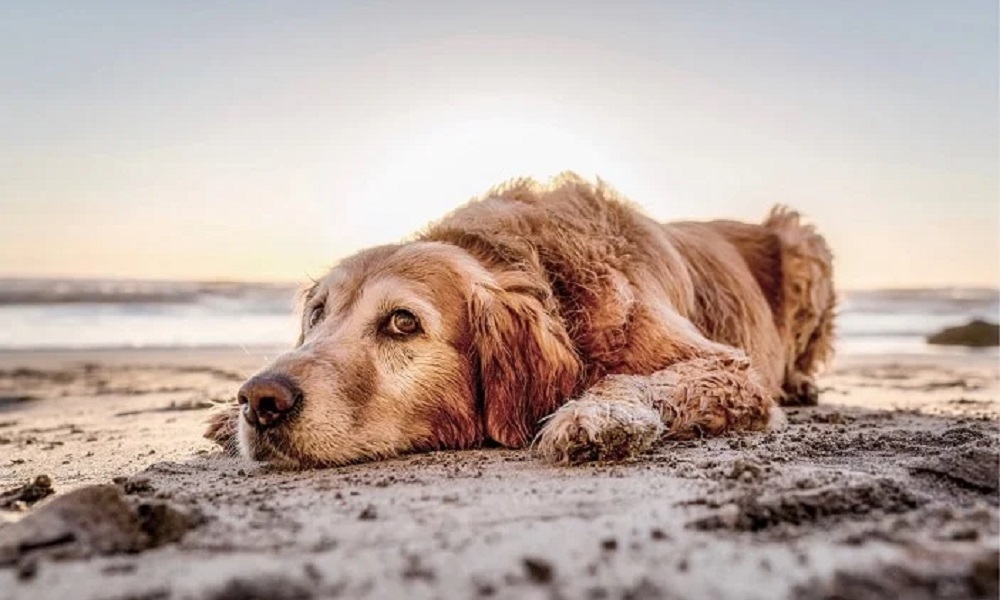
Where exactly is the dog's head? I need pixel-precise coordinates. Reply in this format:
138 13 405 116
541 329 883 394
235 241 581 467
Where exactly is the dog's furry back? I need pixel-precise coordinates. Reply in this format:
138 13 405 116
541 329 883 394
421 173 834 398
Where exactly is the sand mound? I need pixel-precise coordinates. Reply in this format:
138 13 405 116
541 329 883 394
0 483 199 570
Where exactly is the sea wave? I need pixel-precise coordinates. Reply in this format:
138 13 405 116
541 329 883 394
0 278 299 310
0 279 996 353
840 288 998 315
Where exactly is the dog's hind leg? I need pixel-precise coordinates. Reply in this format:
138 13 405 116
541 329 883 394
764 206 836 406
534 351 783 464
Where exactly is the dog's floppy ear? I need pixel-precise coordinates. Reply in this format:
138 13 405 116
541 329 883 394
469 272 582 447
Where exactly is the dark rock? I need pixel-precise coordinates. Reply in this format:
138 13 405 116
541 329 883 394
927 320 1000 348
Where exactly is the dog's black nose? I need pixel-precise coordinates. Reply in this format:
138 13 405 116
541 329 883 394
238 374 301 428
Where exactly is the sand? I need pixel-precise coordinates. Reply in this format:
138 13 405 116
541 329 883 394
0 347 997 600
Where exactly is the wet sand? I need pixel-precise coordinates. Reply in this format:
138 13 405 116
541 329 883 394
0 348 997 599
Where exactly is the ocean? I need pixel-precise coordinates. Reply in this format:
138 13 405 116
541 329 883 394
0 278 996 356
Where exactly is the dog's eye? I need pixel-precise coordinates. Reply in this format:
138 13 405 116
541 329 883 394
307 304 324 329
386 309 420 336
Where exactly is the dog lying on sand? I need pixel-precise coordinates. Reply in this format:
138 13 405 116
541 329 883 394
206 173 835 467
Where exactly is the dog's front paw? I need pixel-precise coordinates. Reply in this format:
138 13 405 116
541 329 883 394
534 398 663 465
765 406 788 432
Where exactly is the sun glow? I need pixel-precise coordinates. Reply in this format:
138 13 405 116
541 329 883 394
345 110 649 247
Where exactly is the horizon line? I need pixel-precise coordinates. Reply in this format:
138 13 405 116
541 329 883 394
0 273 996 294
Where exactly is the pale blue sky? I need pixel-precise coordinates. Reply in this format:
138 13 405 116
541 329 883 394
2 1 996 288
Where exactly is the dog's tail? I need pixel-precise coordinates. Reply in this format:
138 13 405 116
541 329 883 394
763 206 836 402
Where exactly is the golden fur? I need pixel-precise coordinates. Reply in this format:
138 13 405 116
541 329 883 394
206 173 835 466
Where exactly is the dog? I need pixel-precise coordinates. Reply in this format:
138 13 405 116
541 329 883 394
205 173 835 467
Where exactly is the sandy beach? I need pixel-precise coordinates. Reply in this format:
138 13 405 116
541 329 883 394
0 347 997 600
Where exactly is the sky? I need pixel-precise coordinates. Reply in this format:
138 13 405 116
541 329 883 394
1 1 997 289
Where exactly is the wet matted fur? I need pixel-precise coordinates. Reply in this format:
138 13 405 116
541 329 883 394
206 173 835 467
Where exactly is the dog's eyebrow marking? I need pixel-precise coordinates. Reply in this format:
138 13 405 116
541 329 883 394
356 276 444 335
302 269 356 316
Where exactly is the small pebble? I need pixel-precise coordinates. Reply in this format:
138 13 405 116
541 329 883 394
522 557 554 584
16 558 37 581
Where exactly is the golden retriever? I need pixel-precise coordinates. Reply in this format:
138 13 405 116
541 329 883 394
205 173 835 467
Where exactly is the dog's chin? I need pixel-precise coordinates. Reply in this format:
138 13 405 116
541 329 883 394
249 444 306 470
238 425 382 470
238 426 308 470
